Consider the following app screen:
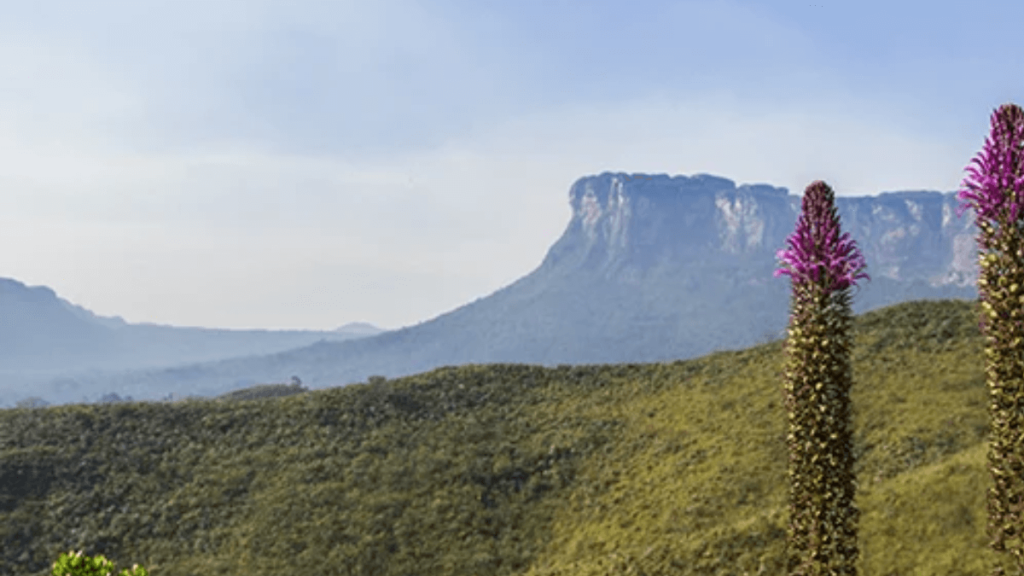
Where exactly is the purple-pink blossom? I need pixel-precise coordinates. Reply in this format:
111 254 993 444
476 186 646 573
775 180 870 293
956 103 1024 248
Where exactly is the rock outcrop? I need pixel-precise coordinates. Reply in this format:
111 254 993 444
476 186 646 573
551 172 978 289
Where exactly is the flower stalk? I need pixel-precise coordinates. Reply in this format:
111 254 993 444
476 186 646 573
956 102 1024 576
776 180 869 575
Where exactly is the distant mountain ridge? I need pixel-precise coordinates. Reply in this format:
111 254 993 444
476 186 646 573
335 321 388 335
8 171 983 408
0 277 386 407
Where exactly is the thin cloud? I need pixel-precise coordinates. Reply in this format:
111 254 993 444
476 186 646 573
0 0 1019 329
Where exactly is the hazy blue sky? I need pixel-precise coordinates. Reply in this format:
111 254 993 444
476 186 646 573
1 0 1020 331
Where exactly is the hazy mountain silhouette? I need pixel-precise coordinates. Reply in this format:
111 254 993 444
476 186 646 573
0 277 385 407
6 172 982 408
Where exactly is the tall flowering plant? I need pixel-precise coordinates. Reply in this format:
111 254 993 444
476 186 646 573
955 102 1024 576
775 180 869 575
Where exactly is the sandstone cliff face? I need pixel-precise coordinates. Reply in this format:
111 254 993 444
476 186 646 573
548 172 979 290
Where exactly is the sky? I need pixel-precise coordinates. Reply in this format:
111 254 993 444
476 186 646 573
0 0 1020 332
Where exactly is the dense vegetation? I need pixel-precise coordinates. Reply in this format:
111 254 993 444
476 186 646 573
0 297 1011 575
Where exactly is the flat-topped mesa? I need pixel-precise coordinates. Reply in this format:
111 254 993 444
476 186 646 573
9 170 986 408
548 172 979 289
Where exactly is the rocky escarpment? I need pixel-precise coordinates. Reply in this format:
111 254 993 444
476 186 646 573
548 172 978 289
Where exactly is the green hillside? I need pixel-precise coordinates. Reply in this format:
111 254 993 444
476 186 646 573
0 297 1013 575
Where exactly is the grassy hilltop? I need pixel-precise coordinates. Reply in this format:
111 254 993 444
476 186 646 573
0 297 1010 575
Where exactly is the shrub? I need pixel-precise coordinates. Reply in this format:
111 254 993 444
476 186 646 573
50 550 148 576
